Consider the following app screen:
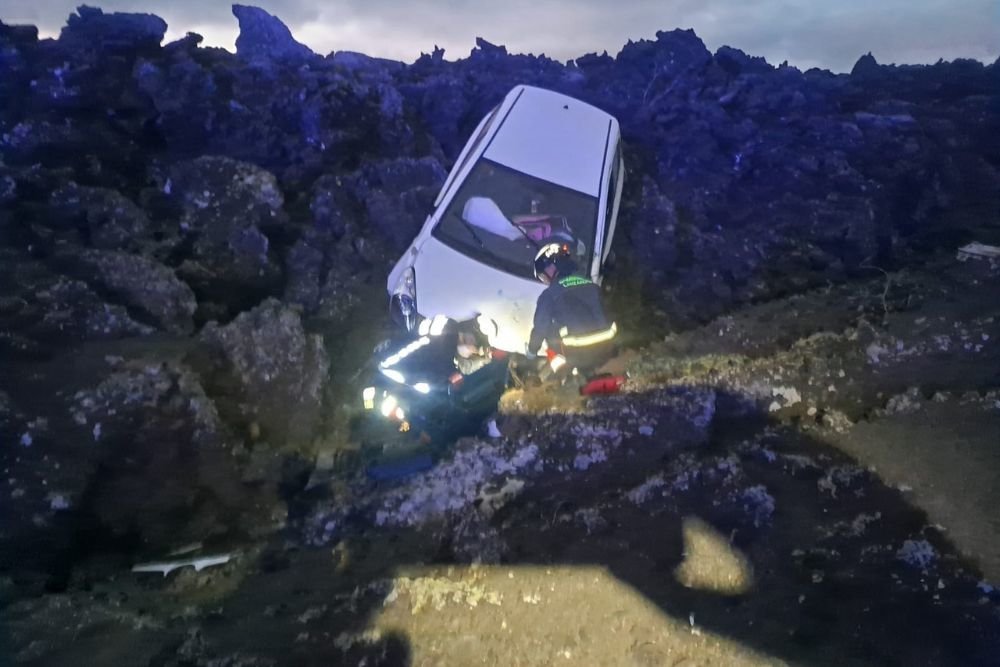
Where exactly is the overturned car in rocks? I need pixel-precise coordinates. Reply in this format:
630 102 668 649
387 84 625 353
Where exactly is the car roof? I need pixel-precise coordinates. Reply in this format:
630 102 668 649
482 85 615 197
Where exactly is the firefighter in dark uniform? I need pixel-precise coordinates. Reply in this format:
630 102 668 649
527 242 617 378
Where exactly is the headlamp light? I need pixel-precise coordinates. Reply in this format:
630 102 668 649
380 394 398 418
476 314 499 337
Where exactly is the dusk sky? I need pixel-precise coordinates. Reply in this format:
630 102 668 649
2 0 998 73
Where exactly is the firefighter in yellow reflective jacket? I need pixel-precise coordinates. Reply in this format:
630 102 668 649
528 242 617 376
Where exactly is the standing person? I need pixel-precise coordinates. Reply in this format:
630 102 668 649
527 242 617 378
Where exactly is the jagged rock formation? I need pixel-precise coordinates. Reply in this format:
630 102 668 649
0 3 997 604
232 4 314 63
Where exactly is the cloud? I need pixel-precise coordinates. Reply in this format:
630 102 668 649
3 0 997 72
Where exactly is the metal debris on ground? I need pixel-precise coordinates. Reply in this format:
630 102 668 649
957 242 1000 263
132 553 233 576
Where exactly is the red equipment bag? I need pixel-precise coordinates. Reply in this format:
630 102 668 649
580 375 627 396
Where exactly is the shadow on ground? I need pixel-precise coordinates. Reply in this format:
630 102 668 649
42 386 991 667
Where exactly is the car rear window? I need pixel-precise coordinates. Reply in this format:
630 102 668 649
432 159 599 281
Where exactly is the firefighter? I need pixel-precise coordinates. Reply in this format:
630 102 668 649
527 242 617 377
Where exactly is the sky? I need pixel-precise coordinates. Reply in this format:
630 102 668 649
2 0 998 73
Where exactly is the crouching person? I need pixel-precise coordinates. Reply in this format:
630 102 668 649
527 242 617 381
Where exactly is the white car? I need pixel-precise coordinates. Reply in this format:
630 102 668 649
386 84 624 353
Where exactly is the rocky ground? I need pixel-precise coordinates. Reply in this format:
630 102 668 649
4 252 1000 666
2 4 1000 667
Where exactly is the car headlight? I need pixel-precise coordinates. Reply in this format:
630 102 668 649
391 267 418 331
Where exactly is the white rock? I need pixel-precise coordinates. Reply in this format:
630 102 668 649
49 494 70 511
771 386 802 406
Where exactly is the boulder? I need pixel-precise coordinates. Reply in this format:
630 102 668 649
197 299 329 449
0 252 154 346
0 21 39 47
48 183 151 251
59 5 167 52
851 52 883 78
60 249 197 334
330 50 406 72
232 4 314 63
309 173 355 238
31 277 155 342
0 21 37 102
70 360 266 551
0 170 15 205
283 237 324 313
346 156 447 252
714 46 772 76
167 157 284 301
471 37 507 59
625 177 681 281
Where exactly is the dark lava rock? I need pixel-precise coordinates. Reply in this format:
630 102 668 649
0 251 153 348
167 156 284 303
48 183 151 251
59 249 197 334
0 21 39 47
714 45 772 76
196 298 329 450
71 360 267 551
0 170 15 205
232 4 314 63
283 237 325 313
309 173 356 238
289 158 445 315
0 353 269 578
329 50 406 72
624 176 681 282
59 5 167 52
851 52 883 79
346 156 447 252
283 223 381 320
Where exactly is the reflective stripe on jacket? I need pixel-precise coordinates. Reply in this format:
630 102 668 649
528 274 613 354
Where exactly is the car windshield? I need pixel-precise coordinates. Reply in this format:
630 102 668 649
432 159 599 280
